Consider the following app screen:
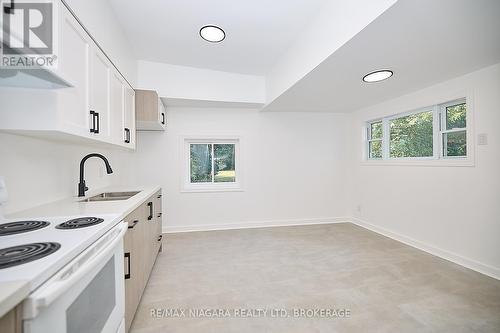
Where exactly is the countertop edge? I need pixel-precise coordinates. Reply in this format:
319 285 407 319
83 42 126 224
0 281 30 318
100 185 162 222
6 185 162 221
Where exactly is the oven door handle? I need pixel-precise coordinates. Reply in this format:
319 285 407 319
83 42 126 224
23 222 127 318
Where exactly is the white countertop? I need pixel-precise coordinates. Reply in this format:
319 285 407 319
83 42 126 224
0 185 161 318
7 185 161 221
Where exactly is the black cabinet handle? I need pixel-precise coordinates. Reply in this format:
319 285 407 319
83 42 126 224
3 0 14 14
161 112 165 125
147 202 153 220
128 219 138 229
124 252 131 279
90 111 96 133
89 111 99 133
157 194 162 199
95 112 100 134
158 235 162 242
157 213 162 218
124 128 130 143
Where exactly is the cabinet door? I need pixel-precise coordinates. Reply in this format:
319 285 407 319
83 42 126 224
123 214 137 332
123 207 146 332
135 90 165 131
0 303 22 333
123 85 136 148
144 200 155 275
57 5 91 137
89 48 111 140
110 71 125 145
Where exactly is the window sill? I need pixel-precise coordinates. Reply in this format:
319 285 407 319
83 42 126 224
181 184 244 193
361 158 474 167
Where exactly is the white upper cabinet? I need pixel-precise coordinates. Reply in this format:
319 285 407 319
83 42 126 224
110 71 136 149
0 1 135 150
110 71 125 144
57 7 91 137
89 50 111 140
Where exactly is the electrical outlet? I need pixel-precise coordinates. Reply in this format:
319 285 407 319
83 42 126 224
98 166 104 178
478 133 488 145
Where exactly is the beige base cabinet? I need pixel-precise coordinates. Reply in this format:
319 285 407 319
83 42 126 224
135 89 166 131
123 190 163 332
0 304 22 333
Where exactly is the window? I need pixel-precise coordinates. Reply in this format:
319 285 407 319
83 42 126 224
367 121 382 159
190 143 236 183
183 138 241 192
366 98 468 162
441 101 467 157
389 110 433 158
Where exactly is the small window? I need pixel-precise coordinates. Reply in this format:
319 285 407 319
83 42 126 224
184 138 240 192
389 110 433 158
440 101 466 157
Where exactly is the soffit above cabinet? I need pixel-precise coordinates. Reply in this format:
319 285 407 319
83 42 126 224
161 97 263 109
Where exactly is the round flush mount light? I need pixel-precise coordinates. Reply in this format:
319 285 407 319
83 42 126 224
200 25 225 43
362 69 393 83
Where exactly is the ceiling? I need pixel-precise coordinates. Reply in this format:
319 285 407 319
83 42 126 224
264 0 500 112
108 0 328 75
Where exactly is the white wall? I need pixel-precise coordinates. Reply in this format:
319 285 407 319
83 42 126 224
137 61 266 104
0 133 133 215
349 63 500 278
125 107 351 232
266 0 397 104
64 0 137 85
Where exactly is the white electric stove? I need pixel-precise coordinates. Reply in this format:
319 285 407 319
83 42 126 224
0 215 127 333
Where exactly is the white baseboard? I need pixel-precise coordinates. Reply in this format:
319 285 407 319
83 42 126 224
163 217 350 234
350 217 500 281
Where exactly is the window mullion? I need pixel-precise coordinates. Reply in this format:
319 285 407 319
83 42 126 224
433 105 440 159
382 118 390 159
366 124 371 159
211 144 215 184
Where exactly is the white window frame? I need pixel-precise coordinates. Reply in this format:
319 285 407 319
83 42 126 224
439 99 468 159
367 120 383 159
181 137 243 192
363 97 473 167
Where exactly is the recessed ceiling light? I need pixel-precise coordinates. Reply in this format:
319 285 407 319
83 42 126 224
200 25 225 43
363 70 393 83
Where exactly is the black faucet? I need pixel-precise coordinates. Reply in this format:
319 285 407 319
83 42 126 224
78 153 113 197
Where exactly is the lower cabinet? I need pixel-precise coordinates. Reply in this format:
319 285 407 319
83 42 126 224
0 304 22 333
123 190 163 332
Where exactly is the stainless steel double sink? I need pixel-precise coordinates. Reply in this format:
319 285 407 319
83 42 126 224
80 191 140 202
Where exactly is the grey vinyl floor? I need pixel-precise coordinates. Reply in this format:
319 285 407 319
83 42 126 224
130 223 500 333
